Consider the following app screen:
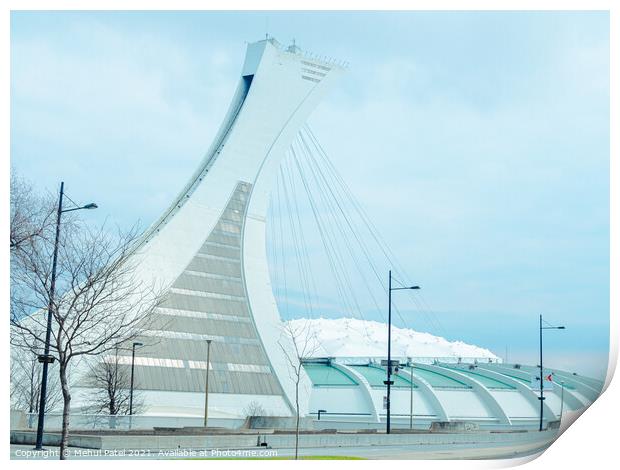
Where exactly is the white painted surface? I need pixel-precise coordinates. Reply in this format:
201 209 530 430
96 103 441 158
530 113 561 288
435 390 494 419
308 387 370 415
490 390 539 419
119 39 343 417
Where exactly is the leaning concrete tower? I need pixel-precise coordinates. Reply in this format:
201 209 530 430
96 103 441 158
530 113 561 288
83 38 344 419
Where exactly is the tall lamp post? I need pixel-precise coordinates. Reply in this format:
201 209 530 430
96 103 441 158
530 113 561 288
129 341 143 416
204 339 212 427
538 314 565 432
559 380 565 429
409 360 415 430
385 270 419 434
34 182 97 450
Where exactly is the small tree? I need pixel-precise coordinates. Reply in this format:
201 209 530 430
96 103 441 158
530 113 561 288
11 221 164 459
279 320 320 460
84 347 144 428
242 400 267 418
10 350 63 427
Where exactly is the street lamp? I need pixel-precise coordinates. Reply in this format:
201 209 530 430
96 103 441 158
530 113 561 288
34 181 97 450
408 360 415 430
129 342 143 416
385 270 419 434
204 339 212 427
538 314 565 432
559 380 565 429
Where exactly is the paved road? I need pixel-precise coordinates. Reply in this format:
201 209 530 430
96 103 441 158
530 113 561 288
10 437 552 461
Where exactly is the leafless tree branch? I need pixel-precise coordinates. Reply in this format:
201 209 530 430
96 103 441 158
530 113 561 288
278 320 321 460
10 178 165 459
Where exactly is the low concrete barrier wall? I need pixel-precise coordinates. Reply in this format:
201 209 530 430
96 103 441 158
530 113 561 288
243 416 314 430
10 410 28 431
12 429 559 453
430 421 480 432
238 430 556 452
19 413 246 431
11 432 103 449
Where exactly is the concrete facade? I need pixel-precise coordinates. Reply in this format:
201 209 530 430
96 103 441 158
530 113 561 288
73 38 344 419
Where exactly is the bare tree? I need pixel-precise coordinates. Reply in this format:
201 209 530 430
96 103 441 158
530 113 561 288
242 400 267 418
279 320 321 460
10 350 63 427
10 172 59 323
10 170 57 253
10 220 164 459
84 346 144 420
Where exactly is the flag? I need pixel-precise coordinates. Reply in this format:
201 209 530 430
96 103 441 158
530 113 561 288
530 371 554 390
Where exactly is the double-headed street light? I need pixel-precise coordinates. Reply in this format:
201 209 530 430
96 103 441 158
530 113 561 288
385 270 420 434
34 182 97 450
538 314 565 432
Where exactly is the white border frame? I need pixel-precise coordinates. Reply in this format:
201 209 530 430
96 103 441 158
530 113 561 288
2 2 616 468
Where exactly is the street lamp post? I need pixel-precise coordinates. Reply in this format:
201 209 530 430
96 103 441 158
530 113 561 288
385 270 419 434
204 339 212 427
538 314 565 432
129 341 143 417
559 381 565 429
409 361 414 430
34 182 97 450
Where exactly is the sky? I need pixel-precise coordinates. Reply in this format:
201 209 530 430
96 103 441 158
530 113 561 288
10 11 610 379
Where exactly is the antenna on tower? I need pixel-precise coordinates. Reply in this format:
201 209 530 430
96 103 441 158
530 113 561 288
286 37 301 54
